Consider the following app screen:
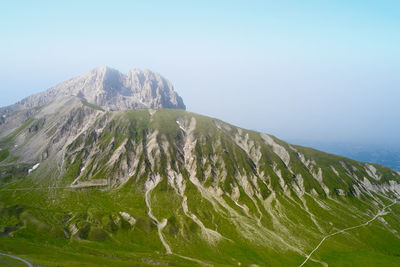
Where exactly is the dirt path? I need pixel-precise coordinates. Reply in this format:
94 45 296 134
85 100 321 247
299 200 397 267
0 252 33 267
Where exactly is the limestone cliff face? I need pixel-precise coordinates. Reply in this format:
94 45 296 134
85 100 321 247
15 65 186 111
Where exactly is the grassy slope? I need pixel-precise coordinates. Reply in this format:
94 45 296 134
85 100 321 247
0 108 400 266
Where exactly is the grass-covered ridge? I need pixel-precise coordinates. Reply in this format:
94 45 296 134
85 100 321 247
1 104 400 266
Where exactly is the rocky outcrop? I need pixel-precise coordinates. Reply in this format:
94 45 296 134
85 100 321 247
13 65 186 111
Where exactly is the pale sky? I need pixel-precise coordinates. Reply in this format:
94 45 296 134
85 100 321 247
1 0 399 145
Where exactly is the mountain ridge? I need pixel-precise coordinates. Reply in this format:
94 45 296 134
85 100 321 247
0 66 185 114
1 69 400 266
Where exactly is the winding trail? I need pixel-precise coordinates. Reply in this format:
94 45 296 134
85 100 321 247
0 187 72 191
299 200 397 267
0 252 33 267
0 184 107 191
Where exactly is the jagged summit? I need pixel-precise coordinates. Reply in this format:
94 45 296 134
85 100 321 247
13 65 186 111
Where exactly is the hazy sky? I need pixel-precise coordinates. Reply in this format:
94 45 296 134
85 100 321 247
1 0 399 145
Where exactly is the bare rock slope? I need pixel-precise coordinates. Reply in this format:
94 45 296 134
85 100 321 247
7 66 185 112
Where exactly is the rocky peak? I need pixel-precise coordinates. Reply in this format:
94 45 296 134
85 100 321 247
15 66 186 111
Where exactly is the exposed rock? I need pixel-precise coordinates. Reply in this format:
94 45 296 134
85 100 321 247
9 65 185 112
119 212 136 226
261 133 290 166
365 164 381 180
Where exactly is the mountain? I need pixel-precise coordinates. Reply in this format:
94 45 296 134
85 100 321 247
1 69 400 266
0 65 185 114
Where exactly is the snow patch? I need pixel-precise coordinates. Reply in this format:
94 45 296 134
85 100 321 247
28 163 40 174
